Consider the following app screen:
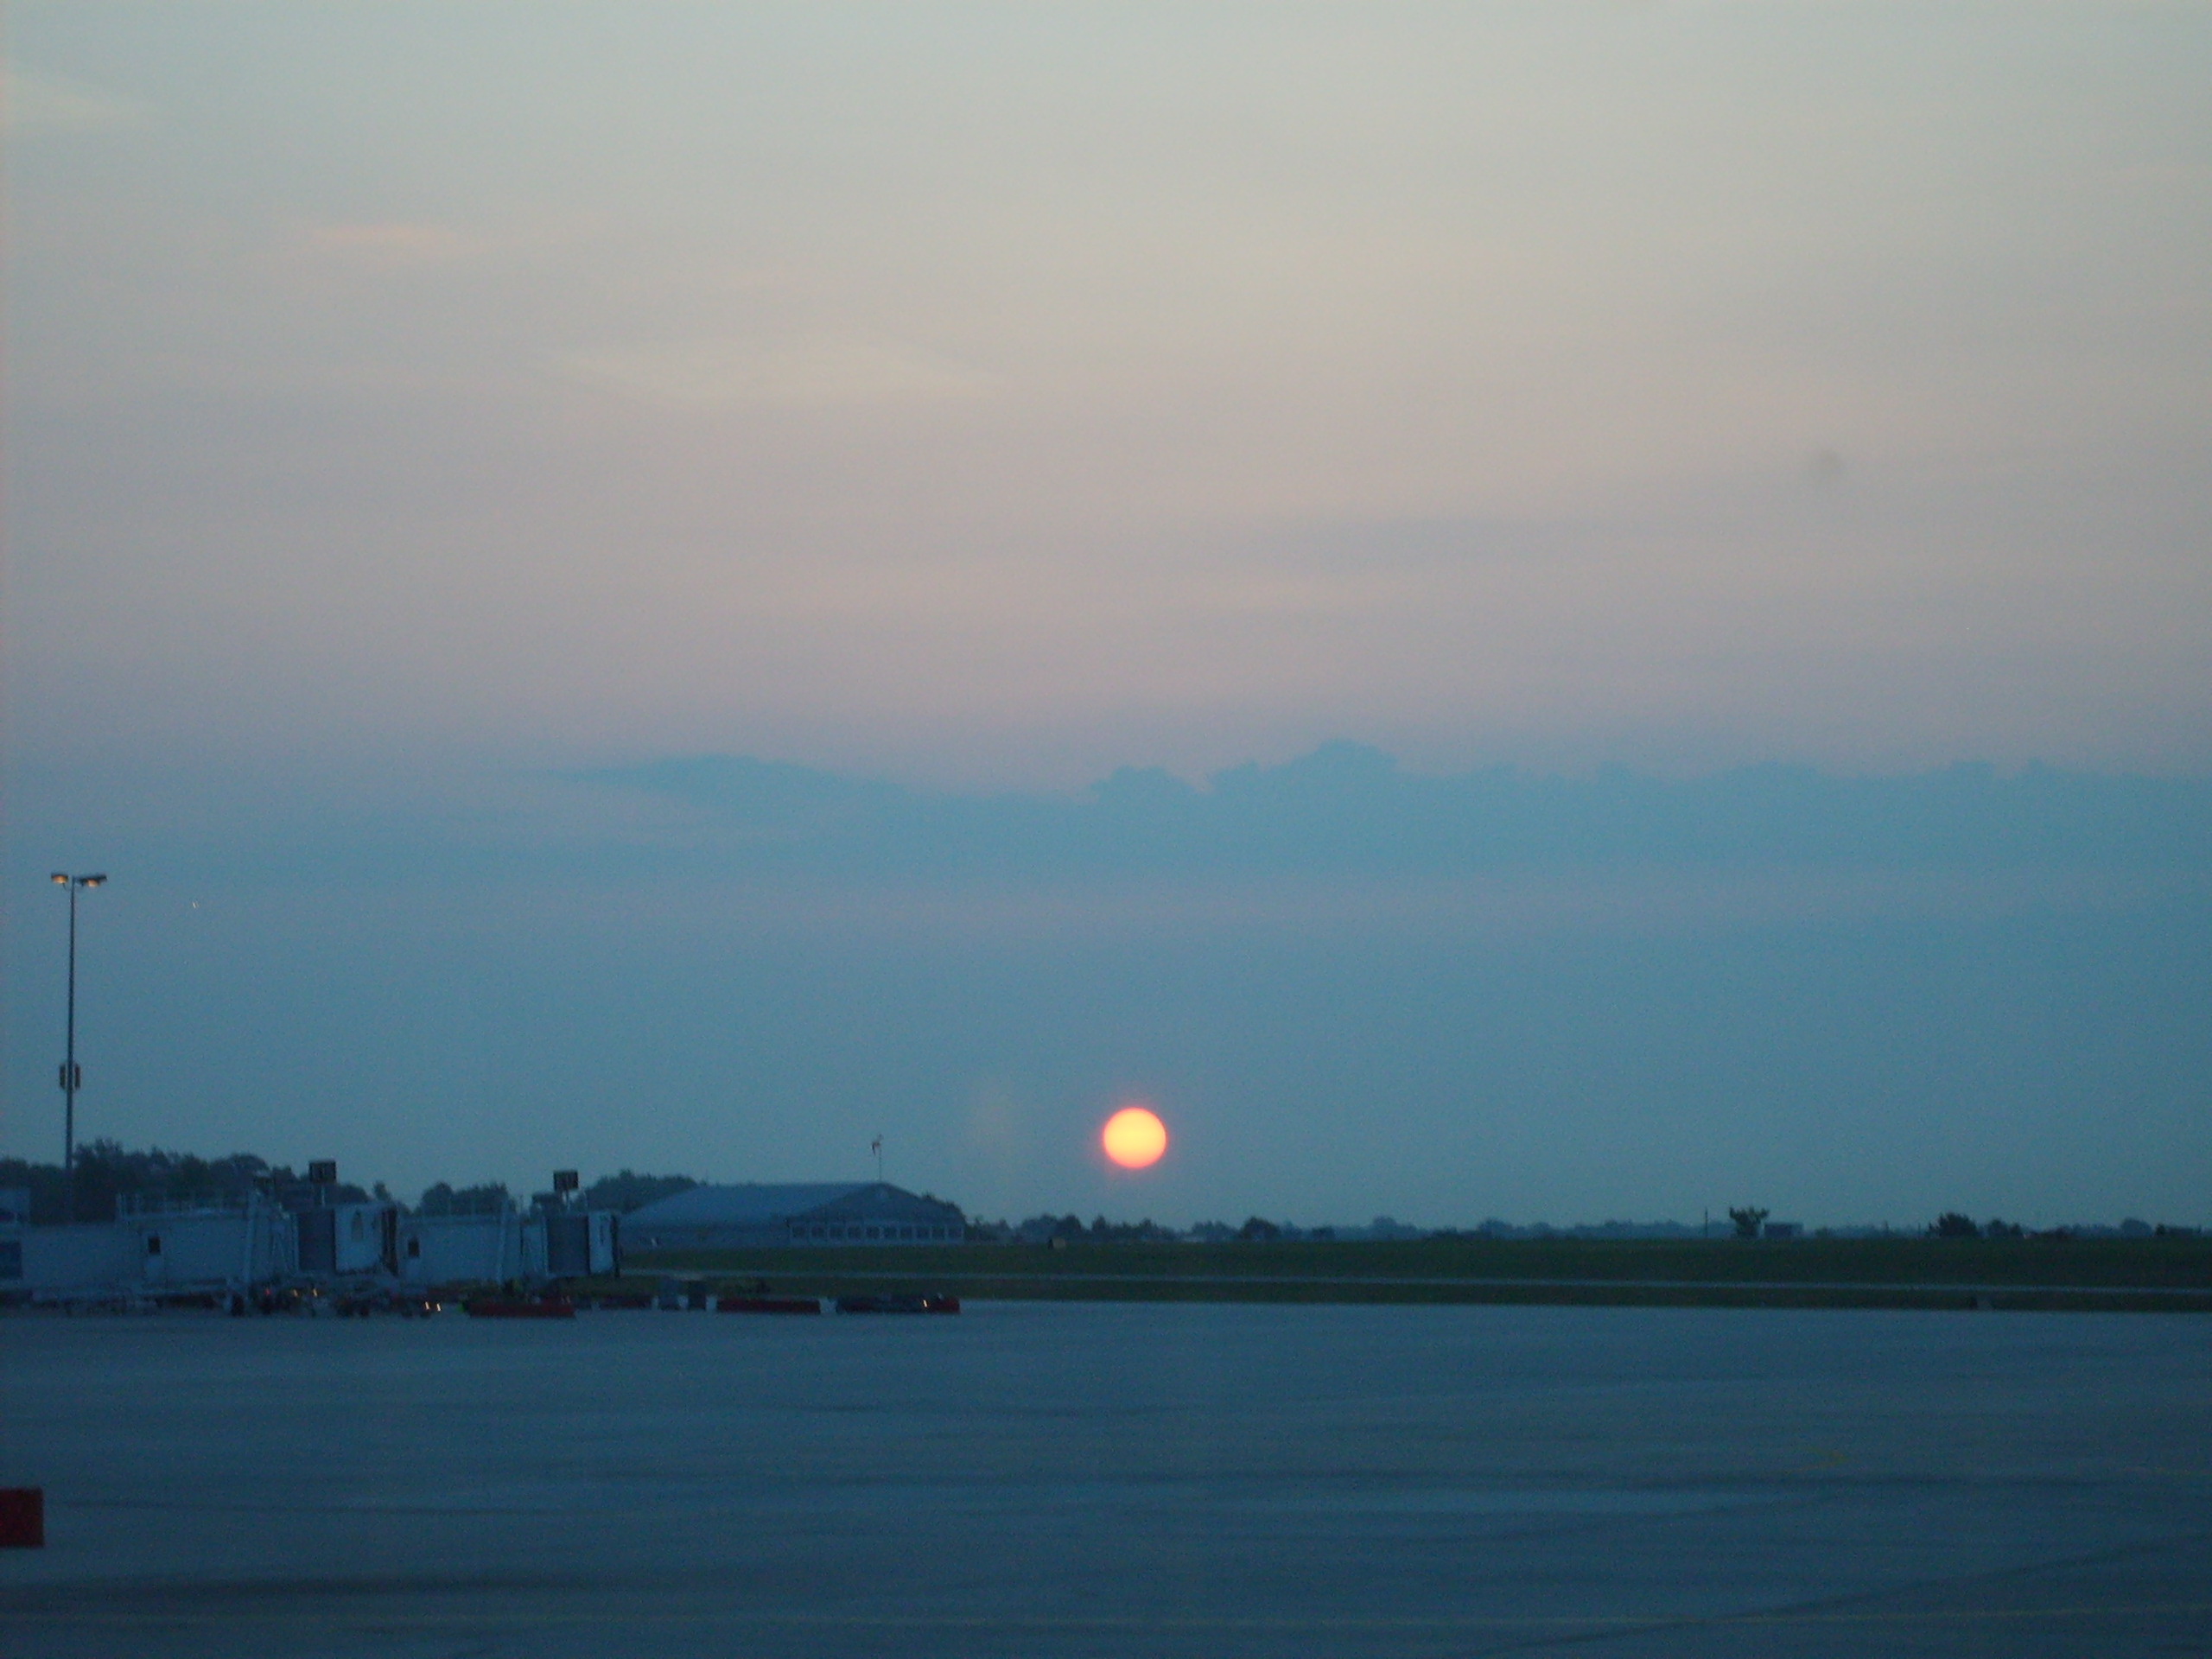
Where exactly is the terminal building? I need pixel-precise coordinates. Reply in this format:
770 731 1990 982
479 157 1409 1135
395 1206 618 1283
624 1182 966 1249
7 1192 299 1303
0 1173 965 1303
0 1182 619 1306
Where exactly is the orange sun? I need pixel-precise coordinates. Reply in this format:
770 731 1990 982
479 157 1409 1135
1102 1106 1169 1169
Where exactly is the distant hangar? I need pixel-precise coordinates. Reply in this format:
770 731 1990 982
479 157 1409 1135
625 1182 966 1249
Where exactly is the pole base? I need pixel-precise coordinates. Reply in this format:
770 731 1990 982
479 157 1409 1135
0 1488 43 1548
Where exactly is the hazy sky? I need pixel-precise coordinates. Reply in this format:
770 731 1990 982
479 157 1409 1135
6 4 2209 1224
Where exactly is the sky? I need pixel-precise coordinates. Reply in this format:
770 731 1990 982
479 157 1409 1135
4 3 2209 1227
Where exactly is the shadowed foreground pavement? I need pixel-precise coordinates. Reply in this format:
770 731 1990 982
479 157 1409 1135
3 1302 2207 1656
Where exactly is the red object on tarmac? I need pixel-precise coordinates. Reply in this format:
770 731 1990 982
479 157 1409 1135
463 1296 576 1319
0 1488 43 1548
716 1295 822 1314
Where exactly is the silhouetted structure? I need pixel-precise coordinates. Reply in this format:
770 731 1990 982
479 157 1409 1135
625 1182 964 1249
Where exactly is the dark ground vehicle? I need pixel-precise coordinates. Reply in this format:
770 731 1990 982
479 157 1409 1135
834 1293 959 1314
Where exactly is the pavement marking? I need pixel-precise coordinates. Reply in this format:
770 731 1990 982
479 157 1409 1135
10 1604 2211 1630
647 1268 2212 1299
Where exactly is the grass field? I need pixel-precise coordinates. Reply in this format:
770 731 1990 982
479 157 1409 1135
599 1234 2212 1313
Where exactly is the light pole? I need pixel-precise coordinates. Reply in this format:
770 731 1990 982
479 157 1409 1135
50 872 107 1212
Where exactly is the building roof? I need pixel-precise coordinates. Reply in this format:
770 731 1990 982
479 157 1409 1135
625 1183 869 1228
625 1182 966 1230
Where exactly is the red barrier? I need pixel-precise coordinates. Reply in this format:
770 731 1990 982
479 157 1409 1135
463 1297 576 1319
0 1488 43 1548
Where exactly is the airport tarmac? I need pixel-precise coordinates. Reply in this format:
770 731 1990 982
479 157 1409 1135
3 1300 2209 1656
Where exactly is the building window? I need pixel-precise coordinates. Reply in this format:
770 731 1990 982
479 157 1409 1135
146 1234 162 1255
407 1236 421 1258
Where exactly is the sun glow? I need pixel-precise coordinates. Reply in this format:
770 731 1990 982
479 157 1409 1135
1102 1106 1168 1170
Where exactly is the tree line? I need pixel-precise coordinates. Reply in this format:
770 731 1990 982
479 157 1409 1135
0 1143 698 1225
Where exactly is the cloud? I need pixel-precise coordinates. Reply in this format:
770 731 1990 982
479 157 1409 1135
573 747 2212 882
3 67 148 133
556 331 996 411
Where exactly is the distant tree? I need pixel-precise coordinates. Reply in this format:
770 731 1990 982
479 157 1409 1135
0 1155 72 1224
1064 1216 1179 1243
1929 1212 1981 1238
416 1181 512 1217
3 1141 281 1222
1983 1218 2024 1239
1238 1217 1281 1242
1727 1206 1769 1240
1011 1213 1091 1243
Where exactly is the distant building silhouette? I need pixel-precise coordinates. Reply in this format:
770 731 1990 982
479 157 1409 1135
624 1182 965 1249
